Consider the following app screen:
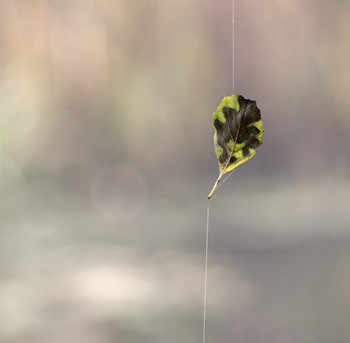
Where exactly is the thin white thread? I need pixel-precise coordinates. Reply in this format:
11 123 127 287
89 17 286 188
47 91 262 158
202 204 210 343
216 169 236 190
232 0 235 91
216 0 235 193
202 2 234 341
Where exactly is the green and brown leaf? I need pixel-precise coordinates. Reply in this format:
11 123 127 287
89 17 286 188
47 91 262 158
206 94 263 199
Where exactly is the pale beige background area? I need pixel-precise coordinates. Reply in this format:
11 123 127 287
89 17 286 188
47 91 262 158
1 1 350 342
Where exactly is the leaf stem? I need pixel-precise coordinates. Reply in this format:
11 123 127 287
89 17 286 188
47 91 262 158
206 170 225 199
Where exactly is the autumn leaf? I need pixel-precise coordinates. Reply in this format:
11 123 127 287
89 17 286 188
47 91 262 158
206 94 263 199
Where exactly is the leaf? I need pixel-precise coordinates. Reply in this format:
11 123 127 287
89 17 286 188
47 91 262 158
206 94 263 199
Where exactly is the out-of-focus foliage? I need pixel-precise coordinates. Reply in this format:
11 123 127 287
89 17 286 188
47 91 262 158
1 0 350 342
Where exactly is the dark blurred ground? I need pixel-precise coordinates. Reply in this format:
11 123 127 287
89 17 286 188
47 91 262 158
1 0 350 342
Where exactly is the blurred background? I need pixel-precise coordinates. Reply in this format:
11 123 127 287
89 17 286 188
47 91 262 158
1 0 350 342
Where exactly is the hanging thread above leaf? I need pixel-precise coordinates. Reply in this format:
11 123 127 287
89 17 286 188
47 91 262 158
206 94 263 199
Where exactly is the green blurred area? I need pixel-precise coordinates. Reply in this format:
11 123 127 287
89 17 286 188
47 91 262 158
1 0 350 342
